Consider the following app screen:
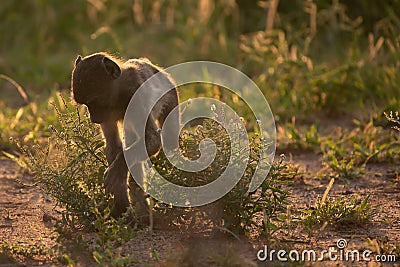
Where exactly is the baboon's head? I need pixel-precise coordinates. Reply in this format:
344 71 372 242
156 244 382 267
71 53 122 123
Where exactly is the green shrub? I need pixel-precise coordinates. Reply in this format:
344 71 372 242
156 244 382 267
151 117 296 238
301 195 375 236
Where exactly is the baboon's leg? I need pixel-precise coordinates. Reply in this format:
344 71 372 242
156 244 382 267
101 120 130 217
159 107 180 152
123 114 161 167
145 115 162 157
156 91 180 152
129 162 149 224
101 120 122 164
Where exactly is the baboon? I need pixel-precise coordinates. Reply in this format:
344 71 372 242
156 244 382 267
71 52 179 223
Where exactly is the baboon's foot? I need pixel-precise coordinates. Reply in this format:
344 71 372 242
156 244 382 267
135 200 150 226
104 164 127 195
110 189 131 218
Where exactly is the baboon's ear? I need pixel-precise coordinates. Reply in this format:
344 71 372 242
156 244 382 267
102 57 121 79
75 55 82 66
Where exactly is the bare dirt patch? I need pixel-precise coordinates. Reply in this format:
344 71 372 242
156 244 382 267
0 160 56 266
0 156 399 266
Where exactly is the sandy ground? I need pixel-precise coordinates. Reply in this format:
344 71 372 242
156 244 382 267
0 156 400 266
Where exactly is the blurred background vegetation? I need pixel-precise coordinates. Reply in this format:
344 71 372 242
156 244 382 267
0 0 399 150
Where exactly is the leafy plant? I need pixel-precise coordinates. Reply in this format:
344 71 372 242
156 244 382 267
241 155 297 240
16 98 108 228
147 112 296 239
14 96 137 265
301 195 375 236
323 151 365 182
277 120 320 151
0 240 51 262
319 120 400 182
373 238 400 259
